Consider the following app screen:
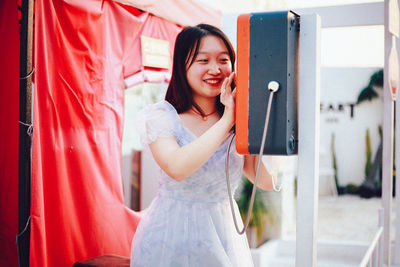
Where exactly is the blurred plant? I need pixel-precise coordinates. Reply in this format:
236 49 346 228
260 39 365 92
365 128 372 177
356 69 383 104
236 176 268 243
331 132 339 190
346 183 360 195
355 69 385 198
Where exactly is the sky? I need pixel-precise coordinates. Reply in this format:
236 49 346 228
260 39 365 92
289 0 384 67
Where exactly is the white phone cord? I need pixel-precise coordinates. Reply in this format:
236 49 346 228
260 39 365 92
225 83 281 235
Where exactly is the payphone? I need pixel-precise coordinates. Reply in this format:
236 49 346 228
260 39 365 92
226 11 300 234
236 11 300 155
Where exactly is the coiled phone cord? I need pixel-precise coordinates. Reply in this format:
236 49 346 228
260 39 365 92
225 81 282 235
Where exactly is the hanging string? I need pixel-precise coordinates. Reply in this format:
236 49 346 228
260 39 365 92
19 67 35 80
16 215 31 266
19 121 33 137
16 216 31 242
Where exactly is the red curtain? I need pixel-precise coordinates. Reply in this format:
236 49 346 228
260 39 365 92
31 1 180 266
0 0 20 266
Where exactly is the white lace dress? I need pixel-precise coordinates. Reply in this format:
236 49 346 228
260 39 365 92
130 100 254 267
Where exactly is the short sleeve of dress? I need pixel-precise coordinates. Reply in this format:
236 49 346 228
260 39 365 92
135 101 176 145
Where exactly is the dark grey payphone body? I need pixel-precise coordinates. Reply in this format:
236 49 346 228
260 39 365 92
236 11 300 155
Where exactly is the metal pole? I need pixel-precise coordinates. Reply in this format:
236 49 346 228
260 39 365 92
296 14 321 267
17 0 34 266
382 0 394 265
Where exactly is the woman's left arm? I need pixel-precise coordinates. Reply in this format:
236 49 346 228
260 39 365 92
243 155 276 191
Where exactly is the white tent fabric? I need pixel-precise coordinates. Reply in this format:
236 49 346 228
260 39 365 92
113 0 222 27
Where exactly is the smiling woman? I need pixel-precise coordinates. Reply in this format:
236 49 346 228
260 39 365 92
186 35 232 102
180 34 234 136
130 24 276 267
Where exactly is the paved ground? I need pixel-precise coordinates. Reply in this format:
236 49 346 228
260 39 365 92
256 195 398 267
286 195 396 243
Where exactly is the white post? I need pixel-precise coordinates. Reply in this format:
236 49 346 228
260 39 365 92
372 248 377 267
383 0 395 265
395 15 400 265
296 14 321 267
379 208 384 267
396 84 400 265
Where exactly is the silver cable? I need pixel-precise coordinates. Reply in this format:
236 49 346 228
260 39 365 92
225 81 280 235
19 67 35 80
19 121 33 137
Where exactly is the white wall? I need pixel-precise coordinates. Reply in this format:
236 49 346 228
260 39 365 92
320 67 383 186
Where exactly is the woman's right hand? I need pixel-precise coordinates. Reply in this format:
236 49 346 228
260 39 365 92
220 72 236 127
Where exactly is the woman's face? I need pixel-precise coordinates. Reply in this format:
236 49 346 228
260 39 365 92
186 35 232 100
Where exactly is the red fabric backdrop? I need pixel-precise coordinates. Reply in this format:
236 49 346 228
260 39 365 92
0 1 20 266
31 0 180 266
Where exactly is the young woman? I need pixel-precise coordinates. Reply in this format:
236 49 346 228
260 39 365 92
131 24 275 267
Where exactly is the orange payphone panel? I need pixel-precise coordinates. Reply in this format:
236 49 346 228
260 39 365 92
236 11 300 155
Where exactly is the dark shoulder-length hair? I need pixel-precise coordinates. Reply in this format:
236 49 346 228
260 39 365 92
165 24 236 117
